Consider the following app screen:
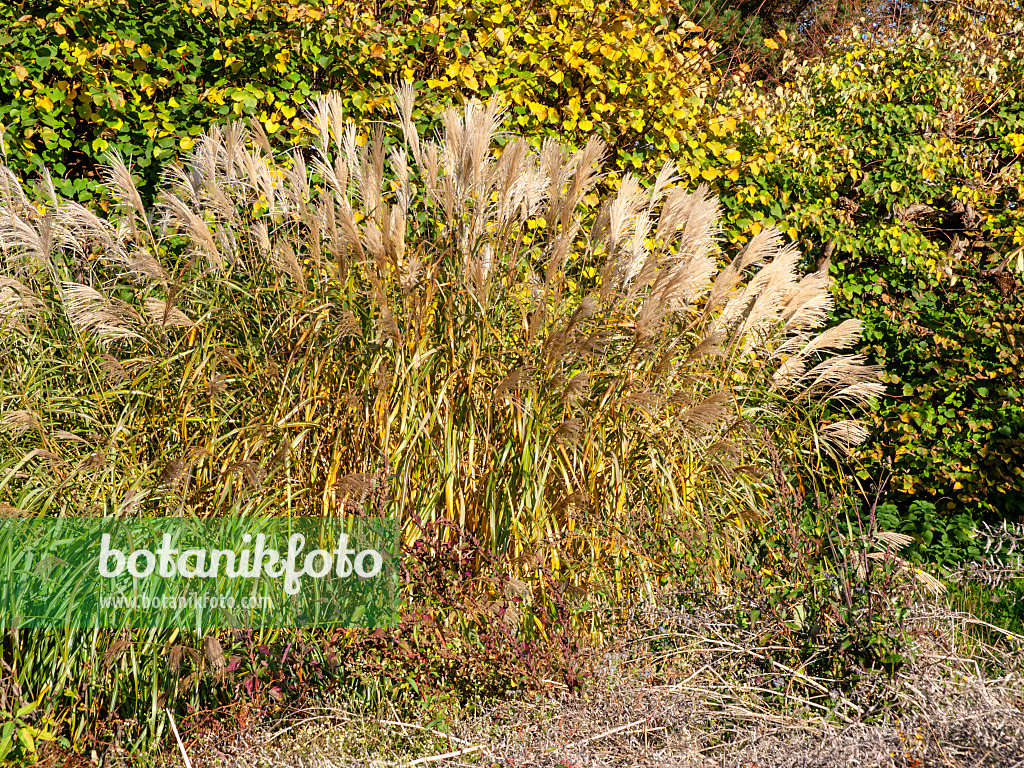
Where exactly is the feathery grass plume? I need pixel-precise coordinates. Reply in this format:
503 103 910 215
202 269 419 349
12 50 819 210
144 298 195 329
308 91 346 158
791 354 884 407
780 259 834 331
0 276 42 335
392 81 422 168
602 174 648 282
103 150 149 235
160 456 187 486
705 225 776 318
55 196 123 263
820 419 871 454
158 191 224 270
61 282 143 343
1 409 40 438
0 207 55 272
0 164 33 213
679 391 734 434
97 352 129 384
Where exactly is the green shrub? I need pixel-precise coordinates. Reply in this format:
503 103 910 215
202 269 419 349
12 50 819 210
0 0 718 204
730 483 947 693
735 17 1024 518
875 500 982 572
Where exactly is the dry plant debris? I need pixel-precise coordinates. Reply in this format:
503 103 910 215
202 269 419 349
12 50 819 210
188 603 1024 768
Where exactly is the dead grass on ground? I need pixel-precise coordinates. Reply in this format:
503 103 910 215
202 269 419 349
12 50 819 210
181 601 1024 768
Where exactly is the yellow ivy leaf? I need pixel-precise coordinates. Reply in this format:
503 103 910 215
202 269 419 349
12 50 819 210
724 148 741 164
36 94 53 111
13 65 28 82
764 38 778 49
700 167 719 181
551 70 564 85
891 179 902 192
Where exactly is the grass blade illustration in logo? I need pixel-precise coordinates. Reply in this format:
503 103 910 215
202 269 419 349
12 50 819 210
0 516 399 629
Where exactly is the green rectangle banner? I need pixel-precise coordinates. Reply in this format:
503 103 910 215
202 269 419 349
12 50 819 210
0 515 399 630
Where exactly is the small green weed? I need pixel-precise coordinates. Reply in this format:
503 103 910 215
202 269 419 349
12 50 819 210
0 696 59 766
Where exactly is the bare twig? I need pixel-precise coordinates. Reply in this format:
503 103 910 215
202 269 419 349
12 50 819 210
166 708 194 768
399 745 484 767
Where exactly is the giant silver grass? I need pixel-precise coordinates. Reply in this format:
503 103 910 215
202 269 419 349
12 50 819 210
0 102 905 758
0 87 883 592
61 282 143 343
0 276 42 335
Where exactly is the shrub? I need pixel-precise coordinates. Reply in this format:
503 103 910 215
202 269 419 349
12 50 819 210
733 14 1024 518
0 0 718 204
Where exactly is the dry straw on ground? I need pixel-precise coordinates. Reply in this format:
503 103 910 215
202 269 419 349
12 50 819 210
188 600 1024 768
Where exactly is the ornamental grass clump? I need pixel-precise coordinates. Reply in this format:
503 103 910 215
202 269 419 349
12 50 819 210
0 88 884 745
1 86 882 578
